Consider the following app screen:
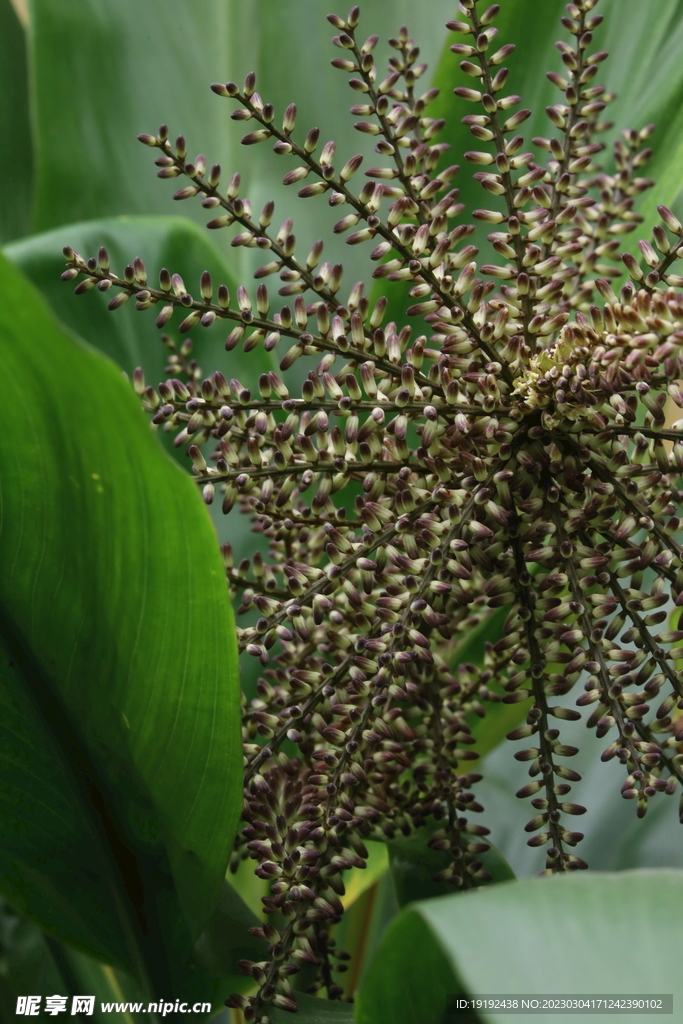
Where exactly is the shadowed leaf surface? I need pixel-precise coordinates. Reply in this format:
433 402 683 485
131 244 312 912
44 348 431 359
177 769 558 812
0 0 32 242
271 993 354 1024
0 254 241 989
0 902 154 1024
5 216 251 380
388 820 515 909
356 870 683 1024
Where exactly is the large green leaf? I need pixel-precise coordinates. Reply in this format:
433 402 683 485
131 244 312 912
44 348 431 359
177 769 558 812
356 870 683 1024
332 868 399 1000
388 821 515 909
0 253 241 980
0 901 154 1024
0 0 32 244
193 879 266 1001
429 0 683 264
0 901 64 1022
561 0 683 240
271 993 354 1024
25 0 683 292
4 216 249 381
478 709 683 880
4 213 275 559
5 215 274 702
27 0 237 234
25 0 459 283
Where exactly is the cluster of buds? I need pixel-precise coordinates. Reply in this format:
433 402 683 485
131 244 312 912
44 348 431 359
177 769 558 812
63 0 683 1018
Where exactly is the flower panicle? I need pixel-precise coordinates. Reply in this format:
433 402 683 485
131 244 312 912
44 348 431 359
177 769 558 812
63 0 683 1018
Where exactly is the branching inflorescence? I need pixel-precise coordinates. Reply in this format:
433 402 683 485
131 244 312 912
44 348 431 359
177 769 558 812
63 0 683 1018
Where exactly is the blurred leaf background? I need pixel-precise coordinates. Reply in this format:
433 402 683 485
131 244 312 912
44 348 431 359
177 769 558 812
4 0 683 1019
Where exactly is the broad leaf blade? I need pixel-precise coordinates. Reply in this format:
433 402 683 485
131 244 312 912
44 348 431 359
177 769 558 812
429 0 683 263
194 880 262 980
4 216 250 380
0 254 241 964
193 879 270 1001
27 0 237 233
0 598 137 969
356 870 683 1024
0 903 154 1024
477 711 683 880
387 821 515 909
271 993 354 1024
4 214 275 592
334 869 399 1000
0 0 32 242
0 903 64 1020
26 0 462 283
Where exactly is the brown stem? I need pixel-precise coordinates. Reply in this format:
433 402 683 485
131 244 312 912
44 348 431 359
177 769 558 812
222 89 514 384
550 508 649 785
468 5 534 338
508 523 569 868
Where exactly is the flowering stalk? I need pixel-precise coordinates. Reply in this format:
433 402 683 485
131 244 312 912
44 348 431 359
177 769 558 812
64 0 683 1018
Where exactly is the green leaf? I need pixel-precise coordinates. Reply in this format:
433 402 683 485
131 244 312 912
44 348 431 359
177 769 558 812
388 820 515 909
25 0 459 282
0 0 32 242
0 901 64 1021
194 880 261 978
4 216 250 380
50 948 151 1024
193 879 266 1000
445 607 531 760
0 893 196 1024
341 840 389 910
0 901 153 1024
479 710 683 880
427 0 683 265
0 253 241 980
635 118 683 246
271 993 354 1024
331 868 399 1001
356 869 683 1024
582 0 683 239
4 213 275 716
5 215 274 703
356 912 457 1024
27 0 237 233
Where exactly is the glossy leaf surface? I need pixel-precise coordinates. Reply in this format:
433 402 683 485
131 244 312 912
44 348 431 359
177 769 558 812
0 0 32 242
271 993 354 1024
356 870 683 1024
429 0 683 262
0 254 241 975
28 0 237 233
4 212 275 595
388 821 515 909
5 216 247 380
27 0 453 281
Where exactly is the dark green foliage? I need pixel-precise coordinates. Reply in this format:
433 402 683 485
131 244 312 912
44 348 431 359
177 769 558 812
0 252 242 1012
64 0 683 1018
6 0 683 1020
